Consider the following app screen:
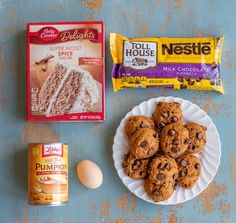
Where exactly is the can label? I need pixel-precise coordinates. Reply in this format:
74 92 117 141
28 143 68 205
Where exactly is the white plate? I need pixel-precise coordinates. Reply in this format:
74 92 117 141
112 96 221 205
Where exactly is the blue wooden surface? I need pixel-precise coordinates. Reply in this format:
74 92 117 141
0 0 235 222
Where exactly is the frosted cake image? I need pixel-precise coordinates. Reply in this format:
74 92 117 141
38 63 99 117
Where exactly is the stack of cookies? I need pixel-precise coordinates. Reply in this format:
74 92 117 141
123 102 207 202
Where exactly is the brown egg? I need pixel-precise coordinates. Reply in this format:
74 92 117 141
77 160 103 189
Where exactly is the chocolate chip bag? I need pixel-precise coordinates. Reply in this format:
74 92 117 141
110 33 224 93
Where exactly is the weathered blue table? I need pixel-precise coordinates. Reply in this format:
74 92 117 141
0 0 235 222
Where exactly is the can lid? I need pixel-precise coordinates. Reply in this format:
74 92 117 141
28 201 68 206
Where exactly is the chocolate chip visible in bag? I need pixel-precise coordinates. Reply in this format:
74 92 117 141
180 84 187 89
187 79 195 86
177 77 184 83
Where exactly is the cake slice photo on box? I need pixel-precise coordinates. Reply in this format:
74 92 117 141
27 22 105 121
38 63 99 117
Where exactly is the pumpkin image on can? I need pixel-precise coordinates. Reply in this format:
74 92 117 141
28 143 68 206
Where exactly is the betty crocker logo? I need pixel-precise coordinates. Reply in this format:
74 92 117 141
42 144 63 157
38 27 59 41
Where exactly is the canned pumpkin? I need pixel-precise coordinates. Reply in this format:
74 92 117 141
28 143 68 206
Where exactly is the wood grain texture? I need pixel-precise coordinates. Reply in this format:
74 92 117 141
0 0 235 222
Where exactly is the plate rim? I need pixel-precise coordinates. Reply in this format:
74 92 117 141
112 96 221 205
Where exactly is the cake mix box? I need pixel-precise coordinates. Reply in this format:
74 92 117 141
27 22 105 121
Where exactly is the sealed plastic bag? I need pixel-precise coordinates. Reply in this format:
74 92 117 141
110 33 224 93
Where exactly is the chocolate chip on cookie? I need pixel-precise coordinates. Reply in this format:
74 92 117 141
159 121 166 128
132 164 138 170
179 170 187 177
173 173 178 180
180 160 188 167
152 189 160 196
168 129 176 136
157 173 165 180
162 112 169 118
153 133 158 138
188 143 195 150
171 147 178 153
164 163 170 170
195 163 201 170
171 116 178 123
172 139 179 145
173 183 178 190
135 160 141 166
140 140 148 148
140 123 149 128
184 138 190 144
157 162 165 170
148 148 155 156
197 132 203 139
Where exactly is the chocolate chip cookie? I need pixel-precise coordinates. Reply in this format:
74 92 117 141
148 155 178 185
152 102 183 130
176 154 201 189
130 128 159 159
160 124 189 157
184 122 207 154
123 152 149 179
125 116 155 139
144 178 175 202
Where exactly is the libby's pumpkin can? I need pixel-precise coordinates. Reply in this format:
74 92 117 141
28 143 68 206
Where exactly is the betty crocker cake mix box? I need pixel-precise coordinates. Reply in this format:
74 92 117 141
27 22 105 121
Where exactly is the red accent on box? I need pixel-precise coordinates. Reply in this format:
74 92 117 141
79 57 103 65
